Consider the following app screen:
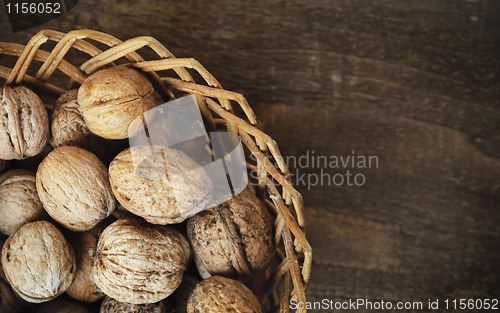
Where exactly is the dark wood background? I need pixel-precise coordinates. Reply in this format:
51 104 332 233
1 1 499 312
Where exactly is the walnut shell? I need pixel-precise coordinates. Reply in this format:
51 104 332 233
0 169 46 235
109 146 212 225
50 89 93 148
100 296 168 313
0 237 5 281
187 189 274 280
36 146 116 231
1 221 76 303
77 66 156 139
187 276 263 313
37 298 92 313
66 222 108 303
0 276 28 313
0 86 49 160
94 218 190 304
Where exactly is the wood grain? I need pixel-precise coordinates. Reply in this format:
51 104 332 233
1 0 499 312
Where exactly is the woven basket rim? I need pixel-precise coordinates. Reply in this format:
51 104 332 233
0 29 312 313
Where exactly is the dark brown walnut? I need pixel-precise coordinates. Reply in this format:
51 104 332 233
0 277 28 313
36 146 116 231
187 188 274 280
109 146 212 225
94 218 191 304
187 276 263 313
100 296 169 313
0 169 46 235
50 89 93 148
1 221 76 303
37 298 92 313
77 66 156 139
66 221 109 303
169 274 200 313
0 86 49 160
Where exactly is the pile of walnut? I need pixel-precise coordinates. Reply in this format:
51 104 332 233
0 66 274 313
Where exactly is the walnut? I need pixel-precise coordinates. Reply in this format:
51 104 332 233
0 86 49 160
187 188 274 280
1 221 76 303
0 169 46 235
0 237 5 281
77 66 156 139
66 221 109 303
94 218 190 304
100 296 168 313
36 146 116 231
37 298 92 313
50 89 93 148
187 276 263 313
0 276 28 313
169 274 200 313
108 146 212 225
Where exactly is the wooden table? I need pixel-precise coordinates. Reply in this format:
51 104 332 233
2 1 499 312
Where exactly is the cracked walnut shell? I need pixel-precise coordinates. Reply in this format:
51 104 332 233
109 146 212 225
187 276 263 313
77 66 156 139
1 221 76 303
0 169 46 236
36 146 116 231
0 86 49 160
187 188 274 280
94 218 191 304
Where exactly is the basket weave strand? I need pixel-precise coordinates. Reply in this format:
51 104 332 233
0 29 312 313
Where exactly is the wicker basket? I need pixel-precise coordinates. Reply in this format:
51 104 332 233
0 29 312 313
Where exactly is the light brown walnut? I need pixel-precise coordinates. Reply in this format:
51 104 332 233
0 169 46 235
108 146 212 225
94 218 191 304
187 276 263 313
0 86 49 160
50 89 93 148
77 66 156 139
37 298 92 313
1 221 76 303
100 296 169 313
187 188 274 280
36 146 116 231
66 221 109 303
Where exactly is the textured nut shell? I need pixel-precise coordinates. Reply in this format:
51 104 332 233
169 274 200 313
0 237 5 281
0 169 45 235
187 189 274 280
187 276 263 313
77 66 156 139
100 296 168 313
66 222 108 302
94 218 190 304
0 86 49 160
1 221 76 303
36 146 116 231
37 298 92 313
50 89 92 148
109 146 212 225
0 277 27 313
